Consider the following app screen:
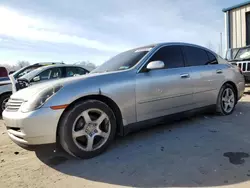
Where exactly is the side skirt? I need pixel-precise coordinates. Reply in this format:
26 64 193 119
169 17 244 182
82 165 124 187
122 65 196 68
123 105 216 136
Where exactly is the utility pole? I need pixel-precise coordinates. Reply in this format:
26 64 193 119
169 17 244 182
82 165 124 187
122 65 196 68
220 32 223 56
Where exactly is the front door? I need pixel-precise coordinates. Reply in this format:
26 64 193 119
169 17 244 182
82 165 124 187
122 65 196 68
136 45 194 122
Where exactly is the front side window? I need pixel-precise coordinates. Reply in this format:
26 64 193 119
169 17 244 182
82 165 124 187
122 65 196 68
183 46 210 66
91 46 154 73
31 68 62 82
66 67 87 77
148 46 184 69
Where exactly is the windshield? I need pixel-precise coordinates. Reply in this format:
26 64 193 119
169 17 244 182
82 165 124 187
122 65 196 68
14 66 40 79
235 47 250 60
226 48 239 61
19 66 45 80
91 47 153 73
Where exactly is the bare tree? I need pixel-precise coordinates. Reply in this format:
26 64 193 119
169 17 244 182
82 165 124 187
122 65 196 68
17 61 30 69
75 61 97 71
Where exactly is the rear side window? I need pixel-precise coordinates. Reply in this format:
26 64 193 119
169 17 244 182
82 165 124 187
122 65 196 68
206 51 218 64
66 67 87 77
148 46 184 69
183 46 210 66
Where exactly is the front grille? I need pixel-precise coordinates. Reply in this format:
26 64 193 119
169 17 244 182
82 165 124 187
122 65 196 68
6 98 23 112
242 63 246 71
237 62 250 72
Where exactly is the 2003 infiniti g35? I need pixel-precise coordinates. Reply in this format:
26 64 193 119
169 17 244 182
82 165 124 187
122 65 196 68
3 43 245 158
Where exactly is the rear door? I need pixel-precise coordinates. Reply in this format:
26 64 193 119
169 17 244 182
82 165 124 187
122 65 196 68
136 45 194 122
182 45 223 107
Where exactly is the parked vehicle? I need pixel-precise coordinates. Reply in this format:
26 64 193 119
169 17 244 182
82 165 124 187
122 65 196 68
0 62 65 114
0 63 85 113
225 46 250 82
10 64 89 92
11 62 64 80
3 43 245 159
0 67 8 78
0 67 11 113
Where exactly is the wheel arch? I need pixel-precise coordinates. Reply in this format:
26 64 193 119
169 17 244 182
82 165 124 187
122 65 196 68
56 94 124 143
0 91 12 97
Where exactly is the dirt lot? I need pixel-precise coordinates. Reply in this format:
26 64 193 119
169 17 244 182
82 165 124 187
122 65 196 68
1 89 250 188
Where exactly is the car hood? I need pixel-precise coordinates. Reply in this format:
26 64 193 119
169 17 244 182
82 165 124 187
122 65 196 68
10 72 110 101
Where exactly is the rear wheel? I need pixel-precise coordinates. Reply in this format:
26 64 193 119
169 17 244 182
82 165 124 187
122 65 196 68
216 84 236 115
0 93 11 115
59 100 116 159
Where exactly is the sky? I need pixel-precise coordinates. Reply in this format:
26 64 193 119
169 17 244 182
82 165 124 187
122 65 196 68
0 0 244 66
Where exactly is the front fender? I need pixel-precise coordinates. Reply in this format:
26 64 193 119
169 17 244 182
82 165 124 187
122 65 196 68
44 71 137 126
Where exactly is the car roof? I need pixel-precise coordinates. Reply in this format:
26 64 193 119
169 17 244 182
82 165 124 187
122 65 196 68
38 64 88 69
33 62 64 65
138 42 212 50
136 42 218 56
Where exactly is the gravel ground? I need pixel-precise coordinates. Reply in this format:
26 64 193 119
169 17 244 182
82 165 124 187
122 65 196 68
1 89 250 188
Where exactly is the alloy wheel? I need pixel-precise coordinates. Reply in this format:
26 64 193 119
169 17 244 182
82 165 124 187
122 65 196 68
221 88 235 113
2 97 9 111
72 108 111 152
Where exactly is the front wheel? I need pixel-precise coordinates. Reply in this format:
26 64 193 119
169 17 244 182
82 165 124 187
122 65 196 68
216 84 236 115
0 93 11 115
59 100 117 159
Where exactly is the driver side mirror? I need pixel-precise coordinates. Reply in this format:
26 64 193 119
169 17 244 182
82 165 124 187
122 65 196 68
146 61 165 71
32 76 40 82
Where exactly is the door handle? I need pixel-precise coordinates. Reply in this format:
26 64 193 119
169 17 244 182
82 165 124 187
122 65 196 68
216 69 223 74
180 73 190 78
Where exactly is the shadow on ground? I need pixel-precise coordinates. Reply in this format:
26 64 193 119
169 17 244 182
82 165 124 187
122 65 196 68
35 101 250 187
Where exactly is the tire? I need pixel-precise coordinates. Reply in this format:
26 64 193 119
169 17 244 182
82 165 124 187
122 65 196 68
0 93 11 115
59 100 117 159
216 84 237 115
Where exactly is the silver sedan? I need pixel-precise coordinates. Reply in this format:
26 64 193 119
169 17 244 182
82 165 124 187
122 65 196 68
3 42 245 159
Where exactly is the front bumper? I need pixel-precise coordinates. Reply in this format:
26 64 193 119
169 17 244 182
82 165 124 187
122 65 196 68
2 107 64 146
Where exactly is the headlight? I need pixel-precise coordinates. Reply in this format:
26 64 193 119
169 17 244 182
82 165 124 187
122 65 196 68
21 85 63 112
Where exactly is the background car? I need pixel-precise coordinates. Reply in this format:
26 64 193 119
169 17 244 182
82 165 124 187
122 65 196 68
3 42 245 159
0 63 88 114
11 64 89 92
0 67 8 78
225 46 250 83
0 62 65 114
11 62 65 80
